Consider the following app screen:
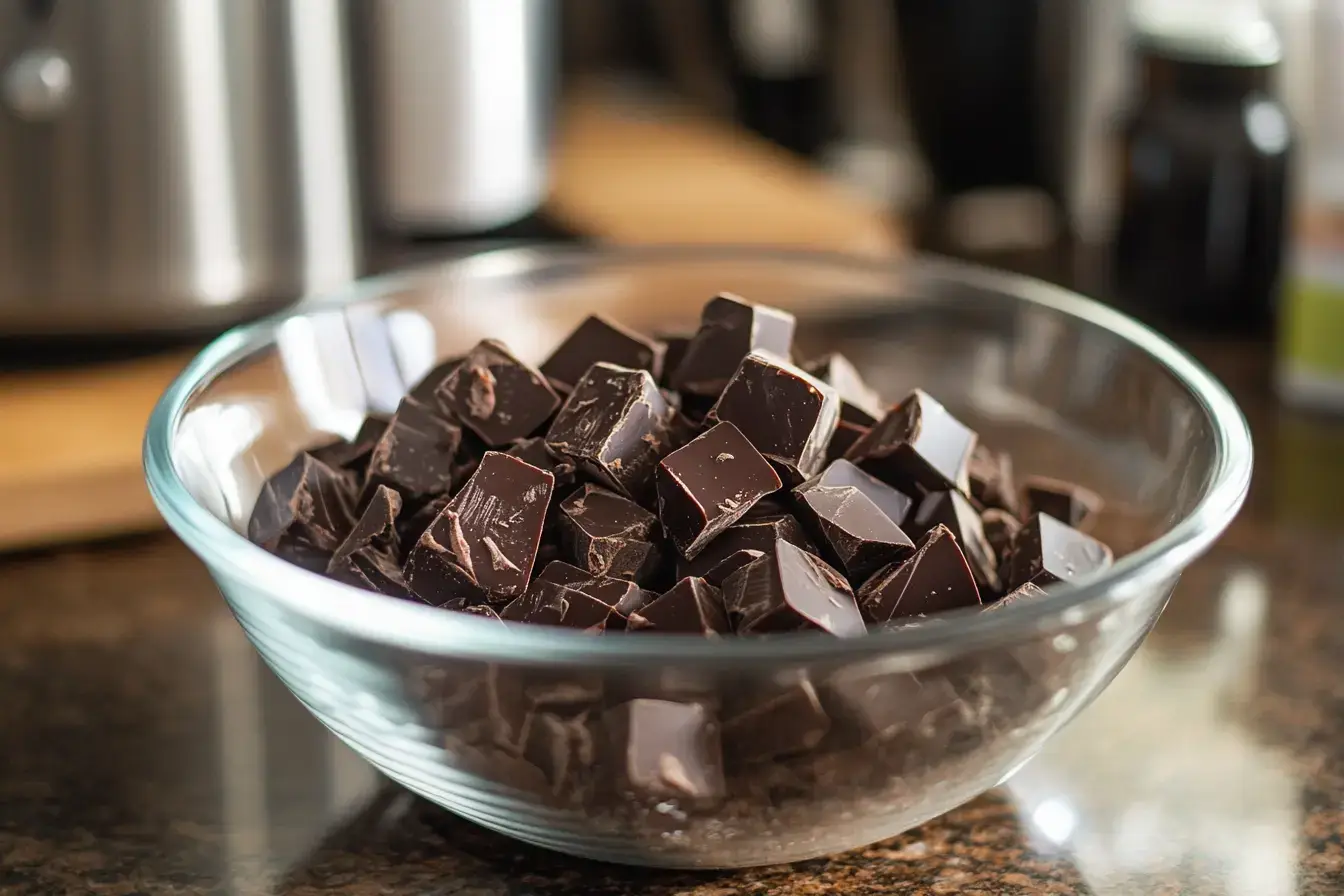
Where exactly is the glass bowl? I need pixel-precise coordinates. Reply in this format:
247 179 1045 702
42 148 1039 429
144 246 1251 868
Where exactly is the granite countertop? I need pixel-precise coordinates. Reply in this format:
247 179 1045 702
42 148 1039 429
3 339 1343 896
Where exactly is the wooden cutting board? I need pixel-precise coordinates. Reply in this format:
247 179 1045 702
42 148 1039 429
0 86 902 552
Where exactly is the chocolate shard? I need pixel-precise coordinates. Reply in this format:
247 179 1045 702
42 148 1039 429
309 414 390 476
1022 475 1103 530
429 451 554 599
406 355 465 408
810 459 915 528
803 353 883 425
793 476 917 584
678 513 815 579
723 679 830 763
985 580 1050 610
670 293 797 397
968 444 1021 517
910 490 1001 594
603 699 726 804
655 421 782 560
436 339 560 446
545 363 672 503
540 314 666 393
845 389 977 496
1003 512 1113 590
628 577 730 634
249 453 354 571
722 540 867 636
858 524 982 622
506 437 578 492
363 397 463 504
538 560 655 618
981 508 1022 568
557 484 660 580
656 332 693 387
826 419 871 464
326 485 408 597
403 529 489 608
707 351 840 483
500 579 619 631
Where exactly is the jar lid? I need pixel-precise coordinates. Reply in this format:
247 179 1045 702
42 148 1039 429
1132 5 1281 68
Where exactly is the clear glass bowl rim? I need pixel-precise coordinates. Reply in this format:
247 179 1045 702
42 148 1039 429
143 245 1253 667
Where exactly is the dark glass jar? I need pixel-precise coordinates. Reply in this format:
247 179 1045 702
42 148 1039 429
1113 25 1293 333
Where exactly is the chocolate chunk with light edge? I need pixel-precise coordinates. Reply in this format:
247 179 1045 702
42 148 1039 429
810 459 915 528
363 398 462 504
629 577 729 634
1023 475 1103 530
985 581 1049 610
859 524 982 622
436 339 560 446
541 315 666 393
911 490 1001 593
707 351 840 482
501 579 619 631
794 477 916 583
404 531 489 608
698 549 766 587
804 353 883 425
846 389 977 496
326 485 408 597
678 513 814 579
722 540 866 636
545 363 672 502
655 421 782 559
406 355 464 408
981 508 1022 567
249 453 354 571
557 485 660 580
670 293 796 397
1003 512 1113 590
430 451 554 598
723 680 830 763
604 699 725 804
538 561 654 618
969 444 1021 517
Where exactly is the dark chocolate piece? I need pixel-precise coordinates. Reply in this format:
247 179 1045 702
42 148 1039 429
824 668 957 740
557 485 660 580
540 314 666 393
657 333 693 387
811 459 914 528
826 419 871 464
678 513 814 578
432 451 554 598
981 508 1022 567
309 414 390 475
968 445 1020 517
248 453 354 571
396 493 448 559
670 293 796 397
545 363 672 502
524 710 598 798
707 351 839 482
859 524 982 622
537 560 654 617
664 410 705 454
794 475 917 583
403 530 489 608
506 437 577 491
363 397 462 503
723 680 830 763
804 353 883 425
910 490 1001 594
1023 475 1103 530
655 421 782 559
603 699 725 803
722 541 866 636
628 577 730 634
450 428 490 486
845 389 977 496
326 485 408 597
1003 512 1113 590
985 580 1049 610
406 355 464 408
500 579 619 631
698 549 767 587
436 339 560 446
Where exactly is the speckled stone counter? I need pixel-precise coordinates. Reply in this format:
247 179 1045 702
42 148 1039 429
3 341 1343 895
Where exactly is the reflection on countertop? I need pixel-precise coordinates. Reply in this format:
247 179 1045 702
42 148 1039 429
3 340 1344 895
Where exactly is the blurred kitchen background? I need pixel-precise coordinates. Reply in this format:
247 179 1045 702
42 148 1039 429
0 0 1340 549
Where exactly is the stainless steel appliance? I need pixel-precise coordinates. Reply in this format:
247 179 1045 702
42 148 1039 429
0 0 361 334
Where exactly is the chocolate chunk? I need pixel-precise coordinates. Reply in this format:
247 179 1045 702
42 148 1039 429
655 421 782 559
557 485 660 580
603 699 725 804
826 419 871 463
429 451 554 598
406 355 464 408
436 340 560 446
545 363 672 502
698 549 767 587
1023 475 1103 530
981 508 1022 567
524 710 598 798
248 453 354 571
326 485 408 597
804 353 883 425
1003 512 1113 590
309 414 390 476
723 680 830 763
722 541 866 636
670 294 796 397
678 513 814 578
451 429 490 485
541 315 666 393
968 445 1020 517
794 476 917 583
395 493 448 559
628 577 730 634
363 397 462 504
985 580 1049 610
910 490 1001 594
823 667 957 740
859 524 982 622
404 531 489 608
846 389 977 496
500 579 619 631
811 459 915 528
657 333 693 387
506 437 577 490
707 351 839 482
538 560 654 618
